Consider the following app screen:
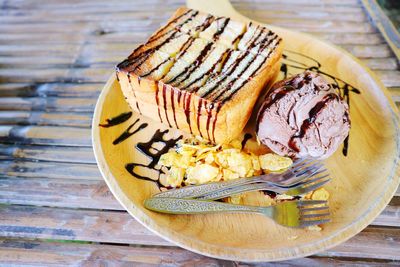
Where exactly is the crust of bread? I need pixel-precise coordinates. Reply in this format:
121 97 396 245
116 7 283 144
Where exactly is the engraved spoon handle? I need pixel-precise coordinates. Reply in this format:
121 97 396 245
144 197 270 215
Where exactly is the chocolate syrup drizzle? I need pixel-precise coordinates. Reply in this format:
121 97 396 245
241 133 252 149
99 111 148 145
205 102 214 141
171 87 179 128
162 84 172 128
288 93 339 152
155 84 163 123
125 129 182 189
256 85 295 133
113 119 149 145
183 91 193 134
196 98 204 137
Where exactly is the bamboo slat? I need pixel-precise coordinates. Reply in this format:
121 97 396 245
362 58 398 70
0 144 95 163
1 42 394 62
0 31 385 46
0 83 102 98
0 97 96 112
0 178 121 210
0 205 170 246
1 238 398 266
0 126 91 146
312 32 384 45
374 71 400 87
0 160 101 180
361 0 400 61
0 111 92 127
0 239 224 266
0 205 399 260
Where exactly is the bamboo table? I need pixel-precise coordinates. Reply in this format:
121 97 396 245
1 0 399 265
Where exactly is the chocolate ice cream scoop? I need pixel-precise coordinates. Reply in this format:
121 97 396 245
256 71 350 159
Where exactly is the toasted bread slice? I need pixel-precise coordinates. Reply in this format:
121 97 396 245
116 7 283 144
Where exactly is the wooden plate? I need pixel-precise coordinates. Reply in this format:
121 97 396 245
92 0 400 261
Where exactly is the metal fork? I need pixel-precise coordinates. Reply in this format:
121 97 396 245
154 160 328 199
196 174 330 200
144 198 330 228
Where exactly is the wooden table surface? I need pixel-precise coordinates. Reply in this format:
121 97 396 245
1 0 399 265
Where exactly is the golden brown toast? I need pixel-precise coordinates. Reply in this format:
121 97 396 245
116 7 283 144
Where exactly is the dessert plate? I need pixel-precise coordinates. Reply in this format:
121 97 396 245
92 0 400 261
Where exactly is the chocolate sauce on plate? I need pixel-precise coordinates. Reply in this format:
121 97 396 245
113 118 148 145
125 129 182 189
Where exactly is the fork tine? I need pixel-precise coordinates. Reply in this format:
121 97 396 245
300 206 330 213
291 158 308 168
292 159 314 172
279 172 328 189
302 178 330 192
293 159 311 171
301 213 330 219
297 200 328 206
300 219 331 227
300 168 328 179
295 163 325 177
294 162 324 176
300 173 330 186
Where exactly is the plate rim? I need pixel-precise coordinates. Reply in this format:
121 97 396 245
92 26 400 263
